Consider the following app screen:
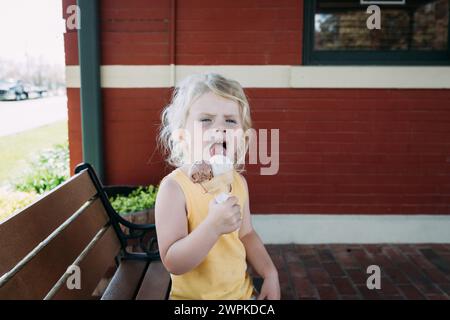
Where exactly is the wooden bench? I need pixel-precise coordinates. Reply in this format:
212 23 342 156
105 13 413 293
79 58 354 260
0 162 171 300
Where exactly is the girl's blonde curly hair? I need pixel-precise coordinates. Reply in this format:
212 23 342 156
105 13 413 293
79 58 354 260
158 72 252 172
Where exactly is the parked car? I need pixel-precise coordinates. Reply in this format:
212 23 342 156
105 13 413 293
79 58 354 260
36 86 48 97
23 84 47 99
0 80 27 101
0 81 17 101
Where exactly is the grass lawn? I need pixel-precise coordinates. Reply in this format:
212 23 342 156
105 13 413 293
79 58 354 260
0 120 68 186
0 120 68 222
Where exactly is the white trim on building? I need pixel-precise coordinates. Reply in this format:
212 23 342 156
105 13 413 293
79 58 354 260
65 65 450 89
252 214 450 244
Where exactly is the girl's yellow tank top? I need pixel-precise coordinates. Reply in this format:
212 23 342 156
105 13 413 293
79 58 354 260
161 167 254 300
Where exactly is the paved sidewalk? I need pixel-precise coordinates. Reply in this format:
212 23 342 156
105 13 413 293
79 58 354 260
250 244 450 300
0 96 67 137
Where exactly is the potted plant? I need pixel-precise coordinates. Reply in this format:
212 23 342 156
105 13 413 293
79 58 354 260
104 185 158 253
104 185 157 225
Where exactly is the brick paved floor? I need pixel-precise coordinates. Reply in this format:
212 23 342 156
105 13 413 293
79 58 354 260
249 244 450 300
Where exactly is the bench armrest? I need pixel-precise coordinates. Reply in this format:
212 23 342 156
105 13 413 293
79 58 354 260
75 163 160 262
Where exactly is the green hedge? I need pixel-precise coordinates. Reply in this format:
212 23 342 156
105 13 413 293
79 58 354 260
14 141 69 194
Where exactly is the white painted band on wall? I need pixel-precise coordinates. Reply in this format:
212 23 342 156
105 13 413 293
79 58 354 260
252 214 450 244
65 65 450 89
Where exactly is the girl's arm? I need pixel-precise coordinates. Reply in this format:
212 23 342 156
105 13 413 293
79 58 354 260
155 176 242 275
238 174 280 299
155 177 220 275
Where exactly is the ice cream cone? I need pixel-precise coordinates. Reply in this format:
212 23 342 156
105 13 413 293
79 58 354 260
201 170 232 193
200 170 233 203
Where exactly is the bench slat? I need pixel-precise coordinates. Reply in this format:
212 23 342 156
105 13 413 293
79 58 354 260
135 261 171 300
51 226 121 299
0 199 110 299
0 170 97 276
101 260 149 300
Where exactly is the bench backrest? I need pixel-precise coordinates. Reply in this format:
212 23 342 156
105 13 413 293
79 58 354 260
0 168 120 299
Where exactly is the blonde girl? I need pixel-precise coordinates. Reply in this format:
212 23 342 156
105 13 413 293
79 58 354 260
155 73 280 300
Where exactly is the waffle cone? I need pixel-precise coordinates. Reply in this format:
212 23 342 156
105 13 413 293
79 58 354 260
201 170 233 195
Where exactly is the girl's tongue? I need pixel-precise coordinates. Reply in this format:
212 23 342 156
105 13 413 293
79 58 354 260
210 142 225 157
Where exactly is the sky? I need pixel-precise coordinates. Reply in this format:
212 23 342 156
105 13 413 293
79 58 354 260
0 0 66 66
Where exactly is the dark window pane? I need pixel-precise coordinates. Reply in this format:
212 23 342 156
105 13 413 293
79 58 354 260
314 0 449 51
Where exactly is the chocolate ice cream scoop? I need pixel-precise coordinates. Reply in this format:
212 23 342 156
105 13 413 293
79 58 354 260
189 160 213 183
189 156 234 204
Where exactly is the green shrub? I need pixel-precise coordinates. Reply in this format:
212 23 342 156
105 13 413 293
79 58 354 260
14 141 69 194
108 185 158 215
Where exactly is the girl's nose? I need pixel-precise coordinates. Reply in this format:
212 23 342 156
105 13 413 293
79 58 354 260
213 128 226 141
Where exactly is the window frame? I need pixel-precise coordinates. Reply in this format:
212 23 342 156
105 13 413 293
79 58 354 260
303 0 450 65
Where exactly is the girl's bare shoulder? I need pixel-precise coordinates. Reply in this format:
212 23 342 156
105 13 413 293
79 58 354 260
156 170 187 210
158 170 184 198
236 171 249 192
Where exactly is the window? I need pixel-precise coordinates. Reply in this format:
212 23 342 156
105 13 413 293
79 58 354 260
303 0 450 65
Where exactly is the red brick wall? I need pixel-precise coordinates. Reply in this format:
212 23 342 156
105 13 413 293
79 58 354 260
62 0 450 214
97 0 302 65
175 0 302 65
246 88 450 214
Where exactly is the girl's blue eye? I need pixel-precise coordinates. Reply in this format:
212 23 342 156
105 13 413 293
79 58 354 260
226 119 237 124
200 118 211 122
